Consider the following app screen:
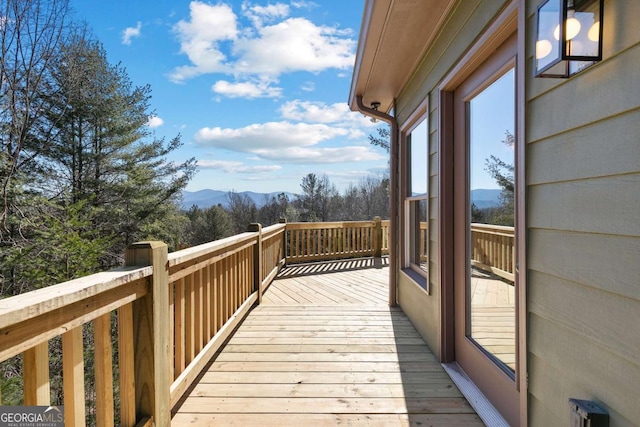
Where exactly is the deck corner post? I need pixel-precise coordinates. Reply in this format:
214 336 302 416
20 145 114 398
278 218 287 266
125 241 170 427
373 216 382 259
248 223 263 304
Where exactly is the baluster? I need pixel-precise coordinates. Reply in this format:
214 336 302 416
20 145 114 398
94 314 114 427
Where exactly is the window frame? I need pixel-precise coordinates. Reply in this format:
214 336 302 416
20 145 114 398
400 103 429 289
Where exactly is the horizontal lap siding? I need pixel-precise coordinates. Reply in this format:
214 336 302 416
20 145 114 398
526 0 640 425
395 0 511 360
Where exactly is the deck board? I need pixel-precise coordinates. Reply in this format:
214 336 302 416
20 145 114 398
172 259 484 426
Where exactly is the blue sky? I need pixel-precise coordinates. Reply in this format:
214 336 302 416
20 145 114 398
69 0 386 194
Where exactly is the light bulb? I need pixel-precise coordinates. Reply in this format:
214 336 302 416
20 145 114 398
553 10 581 41
536 39 552 59
588 22 600 42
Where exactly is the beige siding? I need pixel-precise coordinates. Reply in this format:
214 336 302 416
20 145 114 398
397 273 439 354
390 0 639 424
394 0 511 359
526 0 640 425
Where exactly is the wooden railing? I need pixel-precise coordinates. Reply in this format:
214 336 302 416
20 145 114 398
0 218 511 426
285 217 388 263
167 223 285 408
0 223 285 427
470 223 515 282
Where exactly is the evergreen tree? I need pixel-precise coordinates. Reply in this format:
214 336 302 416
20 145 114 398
484 131 514 226
39 35 196 264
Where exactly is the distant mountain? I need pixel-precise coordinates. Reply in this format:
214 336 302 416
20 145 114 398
182 188 501 210
181 189 298 209
471 189 502 209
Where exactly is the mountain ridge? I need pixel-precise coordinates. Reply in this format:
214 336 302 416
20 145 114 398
181 189 297 209
181 188 501 209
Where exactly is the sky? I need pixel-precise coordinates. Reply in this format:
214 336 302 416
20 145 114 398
68 0 387 195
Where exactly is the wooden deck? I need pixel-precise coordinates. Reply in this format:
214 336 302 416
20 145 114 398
172 259 484 426
470 268 516 371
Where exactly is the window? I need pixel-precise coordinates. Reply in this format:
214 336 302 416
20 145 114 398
404 118 428 277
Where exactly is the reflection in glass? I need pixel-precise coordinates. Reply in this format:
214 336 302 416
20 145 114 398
409 122 428 197
467 68 516 373
407 119 428 273
408 199 428 271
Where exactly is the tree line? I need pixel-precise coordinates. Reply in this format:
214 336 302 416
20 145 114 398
185 173 390 247
0 1 389 416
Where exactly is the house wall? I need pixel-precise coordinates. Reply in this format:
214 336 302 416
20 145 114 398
525 0 640 425
394 0 510 360
394 0 639 425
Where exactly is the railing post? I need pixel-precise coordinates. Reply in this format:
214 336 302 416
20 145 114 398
279 218 287 265
125 241 170 427
248 224 263 304
373 216 382 259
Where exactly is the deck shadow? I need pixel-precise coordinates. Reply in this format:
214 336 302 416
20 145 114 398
277 256 389 278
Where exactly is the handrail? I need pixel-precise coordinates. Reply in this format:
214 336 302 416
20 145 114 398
0 222 288 426
0 251 155 426
0 218 511 426
470 223 515 282
285 217 385 263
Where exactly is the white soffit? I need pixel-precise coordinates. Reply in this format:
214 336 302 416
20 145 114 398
349 0 455 113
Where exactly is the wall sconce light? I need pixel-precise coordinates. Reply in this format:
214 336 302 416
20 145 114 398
535 0 603 77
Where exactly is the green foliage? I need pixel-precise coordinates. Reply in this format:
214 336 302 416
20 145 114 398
368 126 391 153
482 131 515 226
185 204 234 246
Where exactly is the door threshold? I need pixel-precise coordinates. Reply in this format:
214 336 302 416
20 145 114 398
442 362 510 427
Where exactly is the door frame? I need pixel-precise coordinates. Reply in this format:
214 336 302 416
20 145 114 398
437 1 527 425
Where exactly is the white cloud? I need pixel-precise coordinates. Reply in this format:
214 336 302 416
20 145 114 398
195 121 349 151
170 2 356 92
242 2 289 28
291 1 318 10
300 81 315 92
280 100 375 128
254 146 384 163
232 17 354 76
147 116 164 128
212 79 282 98
198 159 281 173
194 121 383 164
169 2 238 82
122 22 142 45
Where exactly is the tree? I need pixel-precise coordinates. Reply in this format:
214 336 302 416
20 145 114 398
226 191 258 233
0 0 74 234
298 173 337 221
484 131 514 226
38 36 196 264
368 126 390 153
359 175 389 219
185 204 233 246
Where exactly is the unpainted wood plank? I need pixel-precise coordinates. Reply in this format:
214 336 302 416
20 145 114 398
118 303 136 426
189 382 462 398
208 361 446 373
172 413 485 427
172 263 480 426
177 396 476 414
225 336 426 346
213 351 438 363
23 342 50 406
94 313 114 427
198 371 454 384
62 326 85 426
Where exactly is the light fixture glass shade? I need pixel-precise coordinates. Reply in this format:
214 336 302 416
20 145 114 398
534 0 603 78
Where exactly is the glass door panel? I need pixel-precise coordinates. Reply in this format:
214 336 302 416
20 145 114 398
467 68 516 373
